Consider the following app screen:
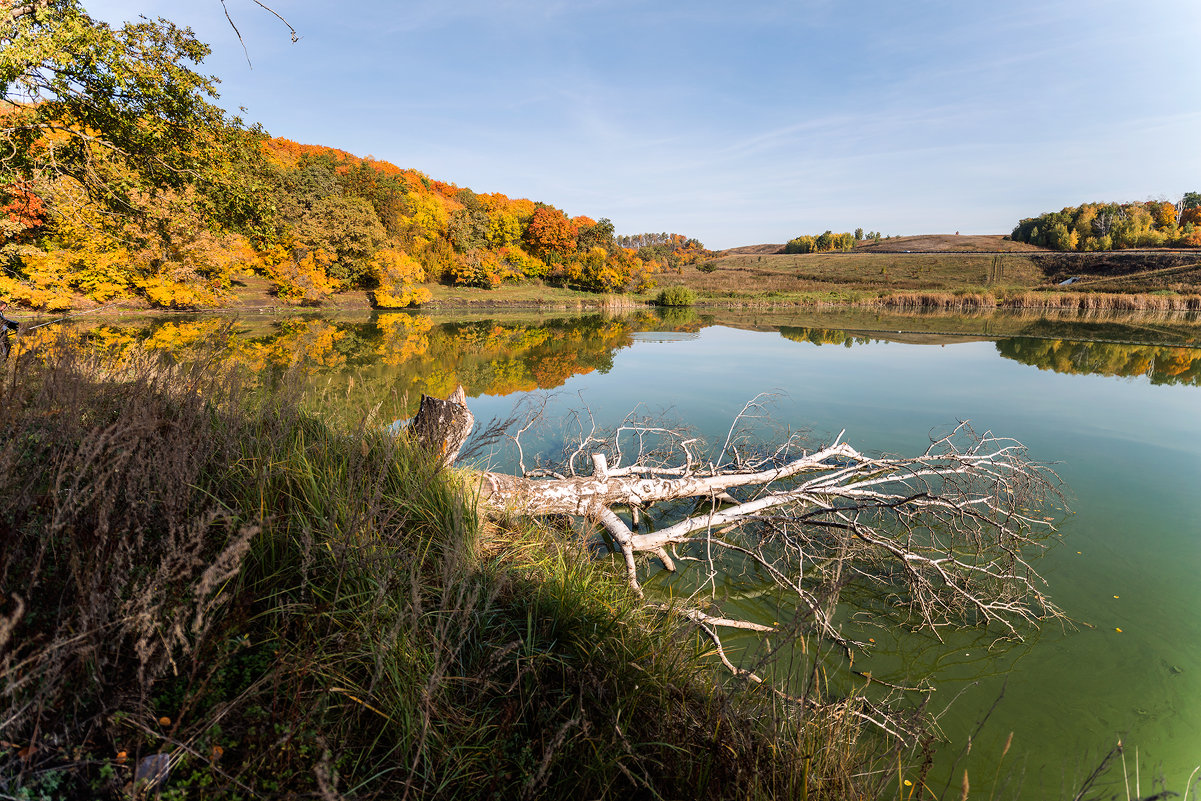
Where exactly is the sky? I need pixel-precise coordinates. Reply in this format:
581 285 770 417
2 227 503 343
85 0 1201 249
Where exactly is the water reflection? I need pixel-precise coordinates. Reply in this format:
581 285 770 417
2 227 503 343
30 306 1201 794
997 338 1201 385
33 310 1201 403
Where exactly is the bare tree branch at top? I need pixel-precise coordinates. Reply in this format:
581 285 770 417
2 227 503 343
217 0 299 67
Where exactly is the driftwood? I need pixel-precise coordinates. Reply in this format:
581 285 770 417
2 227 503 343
413 390 1062 737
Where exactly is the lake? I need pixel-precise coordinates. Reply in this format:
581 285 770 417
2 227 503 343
62 305 1201 797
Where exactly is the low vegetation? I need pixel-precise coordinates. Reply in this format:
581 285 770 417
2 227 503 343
0 339 907 799
640 243 1201 311
655 286 697 306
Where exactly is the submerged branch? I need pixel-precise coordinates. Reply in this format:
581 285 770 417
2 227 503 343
409 388 1064 739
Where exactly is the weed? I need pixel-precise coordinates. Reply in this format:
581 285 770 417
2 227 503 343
0 336 902 799
655 286 698 307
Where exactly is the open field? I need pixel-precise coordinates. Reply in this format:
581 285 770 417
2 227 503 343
660 251 1045 297
850 234 1046 253
660 236 1201 309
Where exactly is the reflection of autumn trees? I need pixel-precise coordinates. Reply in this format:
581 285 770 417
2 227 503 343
996 338 1201 385
778 327 874 347
26 313 698 413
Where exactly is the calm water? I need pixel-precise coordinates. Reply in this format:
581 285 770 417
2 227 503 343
70 308 1201 796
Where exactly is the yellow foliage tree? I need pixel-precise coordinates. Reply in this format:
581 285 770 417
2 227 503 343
258 245 341 306
369 248 431 308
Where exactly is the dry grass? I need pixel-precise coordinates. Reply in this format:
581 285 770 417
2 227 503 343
655 252 1044 299
0 337 908 800
875 290 1201 312
850 234 1046 253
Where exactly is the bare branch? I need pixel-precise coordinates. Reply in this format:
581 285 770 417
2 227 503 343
421 395 1064 741
218 0 300 64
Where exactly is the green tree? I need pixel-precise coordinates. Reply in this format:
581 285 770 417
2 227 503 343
448 207 490 252
577 217 616 253
293 194 387 283
1 1 226 202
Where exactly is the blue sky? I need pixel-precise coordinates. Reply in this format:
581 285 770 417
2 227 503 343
88 0 1201 248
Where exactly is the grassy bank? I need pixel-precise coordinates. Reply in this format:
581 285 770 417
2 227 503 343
0 341 901 799
639 244 1201 312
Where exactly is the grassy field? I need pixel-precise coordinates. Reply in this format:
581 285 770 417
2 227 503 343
639 235 1201 310
661 251 1044 298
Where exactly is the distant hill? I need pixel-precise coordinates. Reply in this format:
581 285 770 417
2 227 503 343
722 235 1046 255
720 243 787 256
853 235 1046 253
715 232 1047 255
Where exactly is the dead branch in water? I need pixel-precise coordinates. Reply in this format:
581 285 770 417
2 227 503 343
410 388 1063 737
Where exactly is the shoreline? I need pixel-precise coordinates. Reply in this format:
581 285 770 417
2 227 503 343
14 286 1201 324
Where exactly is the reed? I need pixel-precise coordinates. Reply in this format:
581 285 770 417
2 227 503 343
873 290 1201 313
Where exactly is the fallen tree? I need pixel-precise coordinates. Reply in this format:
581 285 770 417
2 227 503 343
413 389 1063 729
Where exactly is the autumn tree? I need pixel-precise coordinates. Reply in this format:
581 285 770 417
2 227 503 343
783 231 855 254
1 1 226 203
524 205 578 261
369 248 431 308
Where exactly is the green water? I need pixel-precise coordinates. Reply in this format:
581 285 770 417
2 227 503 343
69 307 1201 796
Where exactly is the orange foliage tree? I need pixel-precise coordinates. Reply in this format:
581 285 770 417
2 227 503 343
523 205 578 261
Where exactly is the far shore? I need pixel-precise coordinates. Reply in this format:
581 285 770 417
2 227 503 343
8 235 1201 322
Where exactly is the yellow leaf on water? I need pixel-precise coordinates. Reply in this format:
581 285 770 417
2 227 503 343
1115 628 1122 633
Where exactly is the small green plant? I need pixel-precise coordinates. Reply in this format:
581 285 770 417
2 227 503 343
655 286 697 306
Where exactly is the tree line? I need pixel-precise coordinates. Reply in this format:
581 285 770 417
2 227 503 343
782 230 857 254
1010 194 1201 252
0 2 704 311
614 232 710 269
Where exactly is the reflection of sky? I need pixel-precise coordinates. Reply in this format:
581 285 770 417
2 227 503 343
466 324 1201 793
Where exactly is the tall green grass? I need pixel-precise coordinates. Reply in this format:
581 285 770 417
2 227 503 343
0 338 900 799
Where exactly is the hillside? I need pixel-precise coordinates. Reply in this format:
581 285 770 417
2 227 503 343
722 235 1045 256
851 234 1046 253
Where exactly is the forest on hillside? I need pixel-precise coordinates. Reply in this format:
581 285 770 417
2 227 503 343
0 4 708 311
1011 194 1201 252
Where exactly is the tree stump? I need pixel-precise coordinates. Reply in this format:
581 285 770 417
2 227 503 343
409 385 474 468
